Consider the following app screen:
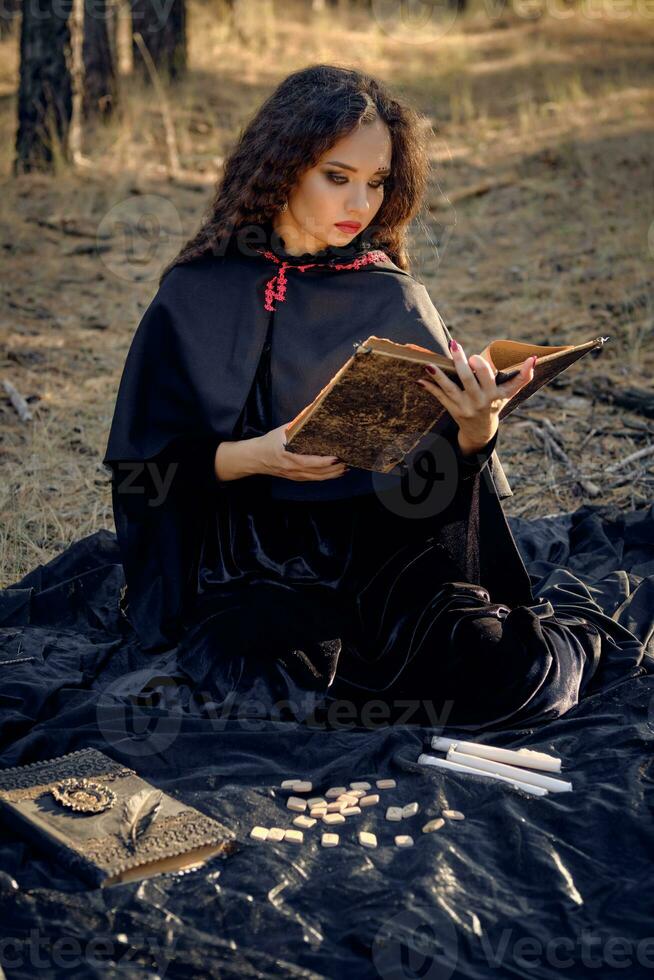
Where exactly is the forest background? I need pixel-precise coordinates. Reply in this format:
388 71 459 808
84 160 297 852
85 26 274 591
0 0 652 584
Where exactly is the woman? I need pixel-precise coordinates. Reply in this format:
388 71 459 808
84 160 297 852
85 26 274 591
103 64 645 731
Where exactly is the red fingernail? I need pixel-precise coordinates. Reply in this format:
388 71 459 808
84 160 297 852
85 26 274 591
425 365 436 375
449 339 459 352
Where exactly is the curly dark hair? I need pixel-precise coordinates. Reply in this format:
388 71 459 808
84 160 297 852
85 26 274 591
159 64 431 285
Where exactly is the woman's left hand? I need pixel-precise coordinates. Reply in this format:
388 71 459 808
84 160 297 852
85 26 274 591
417 338 537 455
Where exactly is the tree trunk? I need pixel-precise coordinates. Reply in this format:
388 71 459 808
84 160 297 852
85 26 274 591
14 0 73 173
0 0 20 38
131 0 186 83
105 0 120 67
83 0 119 118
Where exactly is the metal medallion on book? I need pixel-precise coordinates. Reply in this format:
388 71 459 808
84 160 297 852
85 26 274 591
50 777 118 814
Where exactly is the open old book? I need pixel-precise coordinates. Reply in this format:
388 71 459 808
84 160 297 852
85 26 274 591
285 334 609 473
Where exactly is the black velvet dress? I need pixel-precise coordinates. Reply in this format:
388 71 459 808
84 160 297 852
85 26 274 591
173 313 644 732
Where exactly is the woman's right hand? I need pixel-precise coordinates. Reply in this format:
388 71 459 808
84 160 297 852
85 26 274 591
254 423 349 481
214 423 348 482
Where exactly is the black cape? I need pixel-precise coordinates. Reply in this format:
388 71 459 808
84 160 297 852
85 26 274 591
103 221 534 653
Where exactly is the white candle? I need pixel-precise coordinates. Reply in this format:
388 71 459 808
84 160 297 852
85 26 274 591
431 736 562 772
447 749 572 793
417 753 549 797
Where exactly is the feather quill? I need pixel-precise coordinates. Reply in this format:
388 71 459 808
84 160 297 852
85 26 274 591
120 789 163 851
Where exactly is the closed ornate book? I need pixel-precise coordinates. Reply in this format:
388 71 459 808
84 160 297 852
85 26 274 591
284 334 609 473
0 747 238 887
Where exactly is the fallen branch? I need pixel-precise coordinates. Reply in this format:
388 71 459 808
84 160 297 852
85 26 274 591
3 379 33 421
604 443 654 473
572 377 654 419
427 175 519 211
64 243 113 256
520 419 601 497
28 215 112 239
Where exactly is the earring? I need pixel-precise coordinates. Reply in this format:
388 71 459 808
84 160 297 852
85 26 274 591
280 201 288 212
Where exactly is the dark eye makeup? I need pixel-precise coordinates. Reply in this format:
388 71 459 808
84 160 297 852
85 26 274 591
325 171 387 188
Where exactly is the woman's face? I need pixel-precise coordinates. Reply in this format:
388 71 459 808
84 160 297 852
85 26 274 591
273 117 392 256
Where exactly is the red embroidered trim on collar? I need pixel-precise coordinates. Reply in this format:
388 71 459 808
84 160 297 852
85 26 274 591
255 247 389 312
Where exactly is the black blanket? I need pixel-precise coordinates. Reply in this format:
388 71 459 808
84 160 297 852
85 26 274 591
0 502 653 978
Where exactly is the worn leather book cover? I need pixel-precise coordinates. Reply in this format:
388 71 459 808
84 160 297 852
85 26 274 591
284 334 609 473
0 747 238 887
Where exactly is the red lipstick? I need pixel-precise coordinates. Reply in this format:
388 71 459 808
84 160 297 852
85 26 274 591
335 221 362 233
